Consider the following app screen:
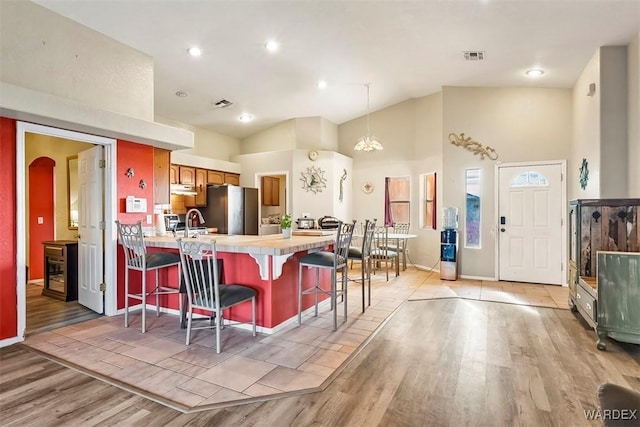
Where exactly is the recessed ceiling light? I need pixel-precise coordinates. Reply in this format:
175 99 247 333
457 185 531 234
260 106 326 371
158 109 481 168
187 47 202 57
175 90 189 98
239 114 253 122
265 40 279 52
525 68 544 77
317 80 328 89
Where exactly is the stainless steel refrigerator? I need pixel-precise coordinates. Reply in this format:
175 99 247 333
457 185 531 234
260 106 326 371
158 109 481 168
203 185 259 235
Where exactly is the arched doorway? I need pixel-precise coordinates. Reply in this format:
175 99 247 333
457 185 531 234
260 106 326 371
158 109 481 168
28 157 55 281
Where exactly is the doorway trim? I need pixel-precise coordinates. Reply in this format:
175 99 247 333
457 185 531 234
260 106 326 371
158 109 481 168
255 170 290 224
494 160 567 286
16 122 117 340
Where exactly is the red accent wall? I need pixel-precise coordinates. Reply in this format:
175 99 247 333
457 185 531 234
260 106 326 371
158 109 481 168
0 118 17 340
28 157 56 280
115 140 155 310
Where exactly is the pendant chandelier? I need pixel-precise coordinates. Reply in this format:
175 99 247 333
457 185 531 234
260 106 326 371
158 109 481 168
354 83 383 152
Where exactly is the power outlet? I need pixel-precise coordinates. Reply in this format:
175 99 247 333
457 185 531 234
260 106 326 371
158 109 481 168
146 215 152 224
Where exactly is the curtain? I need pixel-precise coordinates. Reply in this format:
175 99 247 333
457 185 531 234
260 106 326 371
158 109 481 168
384 177 393 226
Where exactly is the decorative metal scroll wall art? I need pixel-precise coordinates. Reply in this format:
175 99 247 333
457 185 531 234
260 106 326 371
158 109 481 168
339 169 347 202
448 133 498 160
300 166 327 194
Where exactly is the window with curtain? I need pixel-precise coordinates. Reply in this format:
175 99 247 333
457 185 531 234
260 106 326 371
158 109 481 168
384 176 410 226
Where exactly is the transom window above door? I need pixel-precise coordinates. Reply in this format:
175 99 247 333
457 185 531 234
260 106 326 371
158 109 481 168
510 171 549 187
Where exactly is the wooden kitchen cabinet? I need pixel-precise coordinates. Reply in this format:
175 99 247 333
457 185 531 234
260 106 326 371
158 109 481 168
179 166 195 185
224 172 240 186
184 168 207 207
169 164 178 184
207 170 224 185
261 176 280 206
153 148 170 205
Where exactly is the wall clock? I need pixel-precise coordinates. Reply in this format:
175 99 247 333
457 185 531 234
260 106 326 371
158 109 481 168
300 166 327 193
579 158 589 190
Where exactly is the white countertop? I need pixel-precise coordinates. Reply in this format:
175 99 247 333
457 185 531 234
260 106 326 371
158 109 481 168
144 232 336 256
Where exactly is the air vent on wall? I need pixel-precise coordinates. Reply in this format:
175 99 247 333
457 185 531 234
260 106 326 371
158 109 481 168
463 51 485 61
212 99 233 109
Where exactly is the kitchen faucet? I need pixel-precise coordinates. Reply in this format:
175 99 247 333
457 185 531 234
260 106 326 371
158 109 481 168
184 208 205 238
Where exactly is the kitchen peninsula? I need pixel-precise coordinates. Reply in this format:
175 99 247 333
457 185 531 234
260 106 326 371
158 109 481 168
138 233 336 333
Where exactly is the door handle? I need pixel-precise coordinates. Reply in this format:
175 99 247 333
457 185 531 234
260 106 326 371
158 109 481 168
500 228 506 232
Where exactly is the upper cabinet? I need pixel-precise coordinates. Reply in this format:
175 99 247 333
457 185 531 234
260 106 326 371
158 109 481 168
207 170 224 185
225 173 240 186
169 164 178 185
178 166 195 185
153 148 170 205
262 176 280 206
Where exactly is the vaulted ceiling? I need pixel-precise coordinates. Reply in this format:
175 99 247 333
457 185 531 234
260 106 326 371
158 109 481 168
35 1 640 139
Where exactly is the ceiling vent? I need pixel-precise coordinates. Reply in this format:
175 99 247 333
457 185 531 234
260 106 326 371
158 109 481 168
212 99 233 109
463 51 485 61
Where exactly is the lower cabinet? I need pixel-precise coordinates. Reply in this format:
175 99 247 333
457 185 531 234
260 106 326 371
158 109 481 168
596 251 640 350
42 240 78 301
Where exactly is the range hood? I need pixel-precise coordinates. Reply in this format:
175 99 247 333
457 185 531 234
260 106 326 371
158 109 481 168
170 183 197 195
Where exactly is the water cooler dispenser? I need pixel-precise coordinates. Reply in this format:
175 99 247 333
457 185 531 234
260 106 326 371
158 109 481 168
440 207 458 281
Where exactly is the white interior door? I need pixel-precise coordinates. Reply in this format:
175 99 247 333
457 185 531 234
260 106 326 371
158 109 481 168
78 145 104 313
498 163 563 285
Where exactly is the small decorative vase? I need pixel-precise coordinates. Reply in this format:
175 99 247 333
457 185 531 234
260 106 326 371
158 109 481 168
283 228 292 239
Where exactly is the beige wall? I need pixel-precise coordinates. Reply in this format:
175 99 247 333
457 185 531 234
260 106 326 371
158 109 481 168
442 87 572 278
25 133 93 260
0 1 154 121
156 116 241 163
241 120 297 154
572 46 631 199
600 46 628 198
339 94 444 270
572 51 601 199
629 33 640 196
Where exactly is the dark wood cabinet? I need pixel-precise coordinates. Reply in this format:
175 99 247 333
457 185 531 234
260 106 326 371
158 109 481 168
153 148 170 205
42 240 78 301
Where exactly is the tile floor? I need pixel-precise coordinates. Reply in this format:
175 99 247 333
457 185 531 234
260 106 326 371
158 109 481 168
23 267 569 412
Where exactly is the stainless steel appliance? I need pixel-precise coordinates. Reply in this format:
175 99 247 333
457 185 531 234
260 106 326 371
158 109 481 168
296 217 315 229
201 186 259 235
318 216 341 229
164 214 180 232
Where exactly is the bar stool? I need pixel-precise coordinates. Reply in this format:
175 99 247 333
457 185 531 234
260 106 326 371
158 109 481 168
347 218 377 312
298 220 356 331
115 220 181 333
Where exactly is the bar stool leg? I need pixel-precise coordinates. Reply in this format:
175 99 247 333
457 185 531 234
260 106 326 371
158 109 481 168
298 264 303 326
142 270 147 333
124 266 129 328
331 267 337 331
314 268 319 317
342 265 348 323
155 269 160 317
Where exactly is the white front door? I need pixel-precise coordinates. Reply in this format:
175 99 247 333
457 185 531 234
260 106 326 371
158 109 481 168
78 146 104 313
498 163 563 285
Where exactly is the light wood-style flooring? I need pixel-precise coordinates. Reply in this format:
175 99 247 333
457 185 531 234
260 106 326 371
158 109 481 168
26 282 100 336
2 270 639 426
